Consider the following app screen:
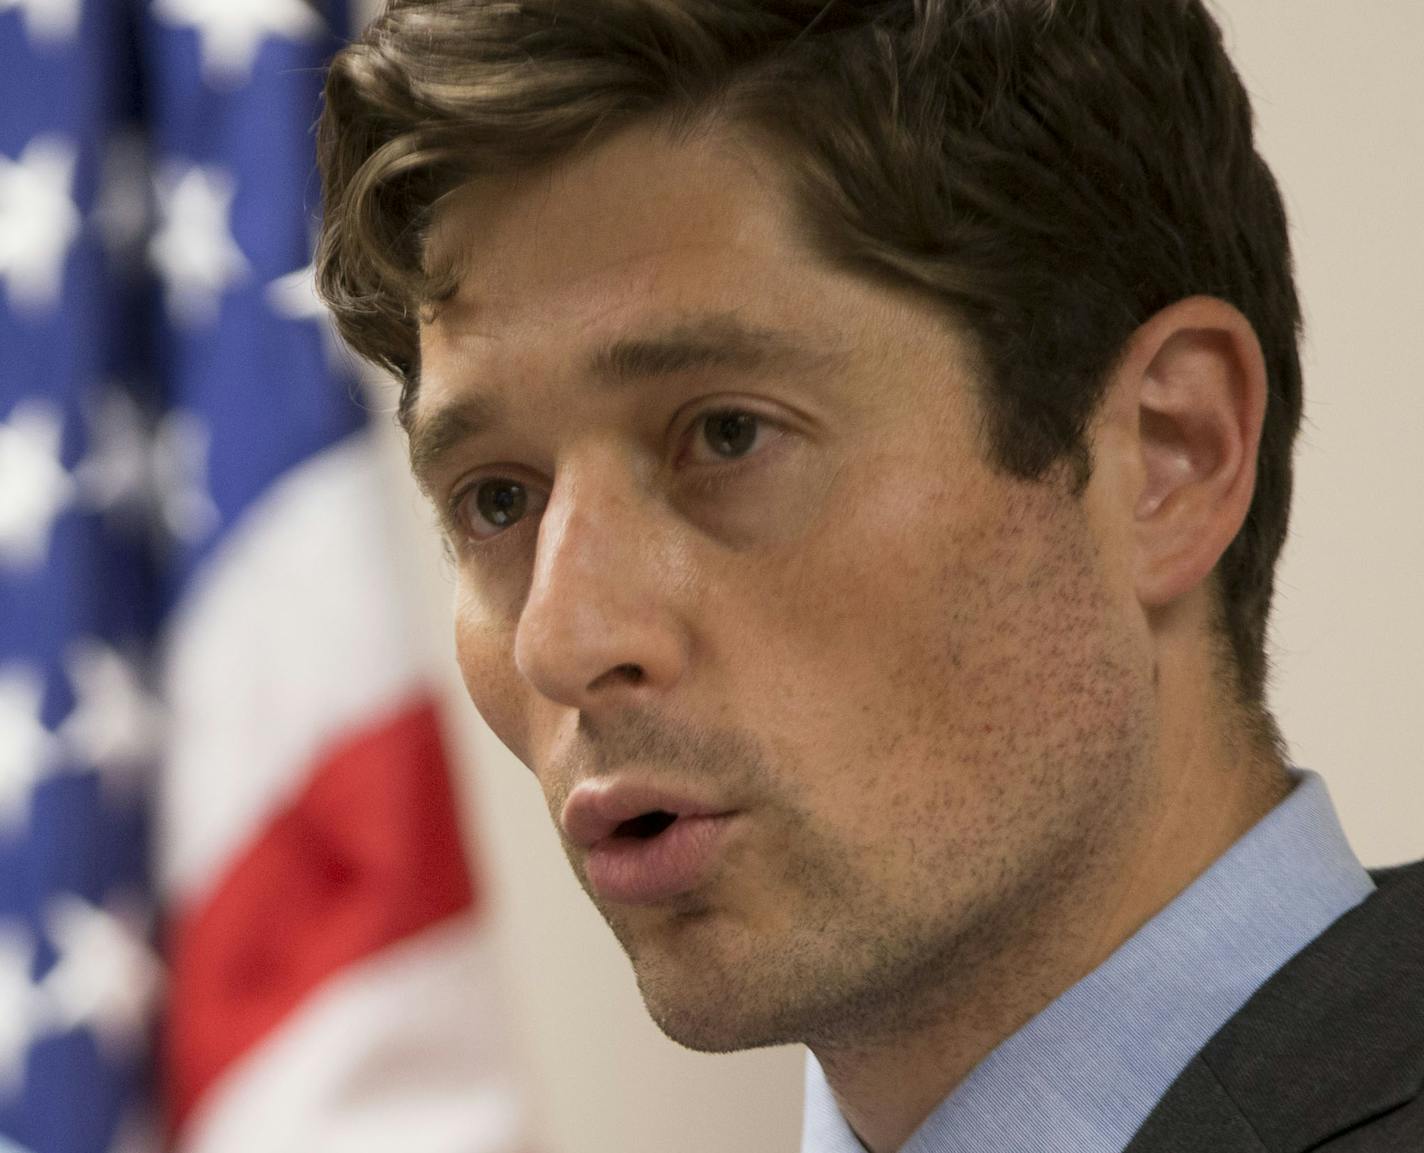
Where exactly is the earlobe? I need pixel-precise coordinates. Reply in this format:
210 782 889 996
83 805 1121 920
1126 297 1268 610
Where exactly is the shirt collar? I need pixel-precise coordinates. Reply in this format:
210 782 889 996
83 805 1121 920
801 766 1376 1153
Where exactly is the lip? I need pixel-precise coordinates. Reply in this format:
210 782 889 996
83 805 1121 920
560 778 739 905
584 813 740 905
560 779 731 849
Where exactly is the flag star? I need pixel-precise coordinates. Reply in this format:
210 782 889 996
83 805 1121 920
0 667 59 831
151 409 219 544
266 259 322 323
0 0 82 46
152 0 324 88
267 259 348 368
75 385 153 520
0 926 45 1096
0 135 81 315
93 132 152 274
40 893 164 1061
148 163 249 327
76 386 222 549
0 399 75 570
58 640 165 788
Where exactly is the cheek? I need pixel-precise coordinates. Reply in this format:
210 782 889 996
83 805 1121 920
759 452 984 692
453 586 530 763
865 484 1106 733
754 469 1109 812
714 463 974 817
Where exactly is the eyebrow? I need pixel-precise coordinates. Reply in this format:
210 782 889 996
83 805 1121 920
407 314 840 485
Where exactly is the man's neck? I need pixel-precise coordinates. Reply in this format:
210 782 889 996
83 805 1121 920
809 743 1294 1153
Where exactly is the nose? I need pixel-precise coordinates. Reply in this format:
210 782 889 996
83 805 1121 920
513 456 689 714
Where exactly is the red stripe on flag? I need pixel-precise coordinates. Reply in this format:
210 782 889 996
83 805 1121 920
161 695 478 1134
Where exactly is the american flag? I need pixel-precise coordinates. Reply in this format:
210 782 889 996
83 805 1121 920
0 1 528 1150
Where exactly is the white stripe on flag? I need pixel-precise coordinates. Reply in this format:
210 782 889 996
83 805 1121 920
158 433 427 907
174 913 530 1153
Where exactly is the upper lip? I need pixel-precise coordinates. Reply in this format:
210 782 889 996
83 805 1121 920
560 778 734 850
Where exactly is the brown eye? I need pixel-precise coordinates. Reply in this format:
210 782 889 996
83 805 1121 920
457 478 545 540
700 410 760 459
478 480 526 527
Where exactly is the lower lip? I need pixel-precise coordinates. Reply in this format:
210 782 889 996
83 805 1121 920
584 814 739 906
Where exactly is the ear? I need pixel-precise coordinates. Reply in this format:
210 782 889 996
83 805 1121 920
1109 296 1269 610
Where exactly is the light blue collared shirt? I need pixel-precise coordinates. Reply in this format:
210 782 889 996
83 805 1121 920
801 766 1377 1153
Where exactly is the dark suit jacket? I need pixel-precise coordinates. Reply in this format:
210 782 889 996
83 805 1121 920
1124 857 1424 1152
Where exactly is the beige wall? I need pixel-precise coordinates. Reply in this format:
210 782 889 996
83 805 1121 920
355 3 1424 1151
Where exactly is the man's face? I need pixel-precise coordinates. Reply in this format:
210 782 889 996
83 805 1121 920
414 122 1159 1052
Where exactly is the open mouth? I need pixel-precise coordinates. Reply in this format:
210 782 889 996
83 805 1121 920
583 809 738 904
611 810 679 839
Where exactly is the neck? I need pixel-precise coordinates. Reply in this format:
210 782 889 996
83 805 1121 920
809 666 1293 1153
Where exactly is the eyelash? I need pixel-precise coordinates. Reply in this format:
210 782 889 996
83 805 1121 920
445 407 779 548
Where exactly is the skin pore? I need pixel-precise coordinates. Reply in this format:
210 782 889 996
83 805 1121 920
412 120 1294 1153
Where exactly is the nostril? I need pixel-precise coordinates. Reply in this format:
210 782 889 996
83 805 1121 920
614 811 677 839
588 663 645 694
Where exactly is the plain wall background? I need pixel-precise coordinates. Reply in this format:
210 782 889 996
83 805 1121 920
352 3 1424 1150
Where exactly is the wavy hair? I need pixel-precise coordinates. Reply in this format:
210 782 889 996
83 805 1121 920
316 0 1303 757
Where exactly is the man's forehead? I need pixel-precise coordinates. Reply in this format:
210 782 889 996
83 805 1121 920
418 120 802 316
406 119 977 482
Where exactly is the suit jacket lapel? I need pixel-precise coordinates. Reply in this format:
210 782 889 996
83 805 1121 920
1122 1060 1269 1152
1125 859 1424 1153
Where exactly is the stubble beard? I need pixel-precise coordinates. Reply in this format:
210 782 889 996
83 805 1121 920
596 758 1143 1057
596 680 1156 1060
569 490 1159 1059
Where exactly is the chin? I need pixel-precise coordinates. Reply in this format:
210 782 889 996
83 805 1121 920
624 933 810 1054
637 978 796 1054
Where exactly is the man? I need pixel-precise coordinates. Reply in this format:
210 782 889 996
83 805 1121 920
314 1 1423 1150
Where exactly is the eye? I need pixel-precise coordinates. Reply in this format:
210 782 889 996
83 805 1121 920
450 477 549 543
683 408 771 465
448 407 776 545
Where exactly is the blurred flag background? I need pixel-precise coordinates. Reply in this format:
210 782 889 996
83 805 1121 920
0 2 528 1151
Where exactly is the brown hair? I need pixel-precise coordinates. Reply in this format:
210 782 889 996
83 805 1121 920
316 0 1303 758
